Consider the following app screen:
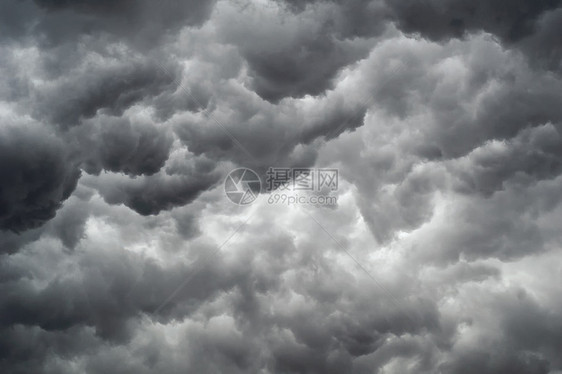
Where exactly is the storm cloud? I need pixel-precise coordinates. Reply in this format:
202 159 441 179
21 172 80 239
1 0 562 373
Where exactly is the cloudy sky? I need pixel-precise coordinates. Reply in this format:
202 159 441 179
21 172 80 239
1 0 562 373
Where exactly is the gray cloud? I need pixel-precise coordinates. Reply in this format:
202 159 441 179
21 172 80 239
85 153 222 216
217 1 382 102
0 123 80 235
76 116 173 177
0 0 217 49
1 0 562 373
33 60 180 128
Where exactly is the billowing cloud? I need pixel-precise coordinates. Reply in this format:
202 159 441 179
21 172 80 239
1 0 562 373
76 115 173 177
0 122 80 235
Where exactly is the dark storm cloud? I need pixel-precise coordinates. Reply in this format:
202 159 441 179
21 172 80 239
34 60 180 128
0 0 216 234
1 185 92 253
394 0 562 73
242 36 367 102
217 1 382 102
0 55 179 232
516 7 562 71
1 0 562 373
75 116 173 177
0 0 217 48
276 0 390 38
279 0 562 47
0 123 80 235
87 154 222 215
278 0 562 75
0 0 213 234
385 0 560 42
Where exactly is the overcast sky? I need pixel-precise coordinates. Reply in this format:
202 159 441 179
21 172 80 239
1 0 562 373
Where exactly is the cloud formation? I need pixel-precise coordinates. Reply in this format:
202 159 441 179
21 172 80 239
1 0 562 373
0 122 80 234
